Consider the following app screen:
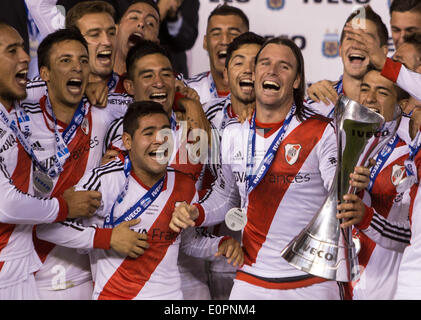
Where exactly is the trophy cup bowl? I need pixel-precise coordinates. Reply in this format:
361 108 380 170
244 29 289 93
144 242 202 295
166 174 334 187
281 95 402 282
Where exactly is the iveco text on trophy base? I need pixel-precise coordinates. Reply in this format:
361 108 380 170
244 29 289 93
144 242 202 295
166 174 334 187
281 95 401 282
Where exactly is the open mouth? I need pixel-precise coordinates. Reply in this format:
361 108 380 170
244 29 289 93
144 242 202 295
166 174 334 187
128 33 143 47
149 148 169 162
348 53 366 63
15 69 28 86
97 50 112 60
262 80 280 91
239 79 254 88
150 92 168 103
368 107 381 114
66 78 83 94
217 50 227 60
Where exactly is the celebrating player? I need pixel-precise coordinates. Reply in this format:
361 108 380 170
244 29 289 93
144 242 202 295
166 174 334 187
186 4 249 104
170 37 368 299
75 100 243 300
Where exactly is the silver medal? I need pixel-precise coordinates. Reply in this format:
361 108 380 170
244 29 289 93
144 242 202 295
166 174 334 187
225 207 247 231
33 170 54 195
352 235 361 255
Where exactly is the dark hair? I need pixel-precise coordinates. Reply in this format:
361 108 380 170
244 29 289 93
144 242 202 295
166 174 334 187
255 37 310 122
390 0 421 16
340 5 389 47
126 39 172 80
123 100 170 136
403 32 421 56
225 32 265 69
207 4 249 30
117 0 160 24
364 66 410 102
66 1 116 29
37 28 88 71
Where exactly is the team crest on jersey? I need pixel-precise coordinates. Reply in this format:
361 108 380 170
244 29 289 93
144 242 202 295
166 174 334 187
285 144 301 165
322 31 340 58
267 0 285 10
391 164 406 186
81 117 89 135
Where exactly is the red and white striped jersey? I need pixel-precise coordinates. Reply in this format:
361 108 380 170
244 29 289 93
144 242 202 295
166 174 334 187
12 93 128 290
0 102 68 289
104 93 205 184
76 159 223 300
202 96 241 273
380 58 421 298
395 144 421 299
348 119 412 300
186 71 230 105
195 110 338 291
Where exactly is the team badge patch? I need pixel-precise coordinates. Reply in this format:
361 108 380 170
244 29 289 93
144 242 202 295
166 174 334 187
81 117 89 135
267 0 285 10
322 31 340 58
391 164 406 186
285 144 301 165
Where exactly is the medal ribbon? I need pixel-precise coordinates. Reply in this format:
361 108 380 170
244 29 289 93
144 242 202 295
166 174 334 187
367 134 400 193
44 95 88 177
245 105 296 199
103 156 165 228
404 130 421 184
0 103 52 174
327 76 343 118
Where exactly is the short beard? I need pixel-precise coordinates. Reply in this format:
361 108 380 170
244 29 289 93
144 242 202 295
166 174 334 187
0 86 27 105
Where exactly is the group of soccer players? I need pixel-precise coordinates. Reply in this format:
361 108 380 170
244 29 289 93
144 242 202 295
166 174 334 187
1 0 421 300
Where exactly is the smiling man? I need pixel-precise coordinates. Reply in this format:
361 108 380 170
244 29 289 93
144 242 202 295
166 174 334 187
186 4 249 104
0 22 105 300
201 31 265 301
307 5 389 113
342 68 412 300
390 0 421 50
65 1 121 91
9 28 144 300
170 37 369 300
113 0 161 76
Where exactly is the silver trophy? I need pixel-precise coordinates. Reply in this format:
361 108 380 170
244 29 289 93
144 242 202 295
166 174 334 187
281 95 402 282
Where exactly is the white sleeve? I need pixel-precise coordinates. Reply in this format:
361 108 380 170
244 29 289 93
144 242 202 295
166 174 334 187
24 0 65 37
381 58 421 102
358 191 411 252
180 227 221 260
35 167 111 250
35 219 97 249
195 128 241 227
0 162 63 224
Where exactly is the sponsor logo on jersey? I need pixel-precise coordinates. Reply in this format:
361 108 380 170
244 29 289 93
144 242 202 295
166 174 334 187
267 0 284 10
391 164 406 186
322 31 340 58
81 117 89 135
0 128 6 139
285 144 301 165
233 150 243 161
31 140 45 152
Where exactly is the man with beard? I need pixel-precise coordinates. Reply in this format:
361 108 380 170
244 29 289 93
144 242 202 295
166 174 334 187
169 37 368 299
201 31 265 300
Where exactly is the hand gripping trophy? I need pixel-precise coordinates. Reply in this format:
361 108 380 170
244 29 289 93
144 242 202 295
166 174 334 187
281 95 402 282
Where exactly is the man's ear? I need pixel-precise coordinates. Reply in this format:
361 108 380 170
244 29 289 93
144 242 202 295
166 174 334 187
382 45 388 56
203 35 208 52
122 132 132 151
40 66 50 82
293 74 301 90
123 79 135 96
